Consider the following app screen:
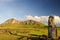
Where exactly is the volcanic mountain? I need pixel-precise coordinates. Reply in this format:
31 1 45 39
2 18 21 24
23 20 44 25
0 18 46 28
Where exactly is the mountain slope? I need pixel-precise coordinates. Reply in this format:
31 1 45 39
0 18 46 28
2 18 21 24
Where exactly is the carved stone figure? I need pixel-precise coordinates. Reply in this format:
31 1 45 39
48 16 57 40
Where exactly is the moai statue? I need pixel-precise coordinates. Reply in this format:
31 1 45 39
48 16 57 40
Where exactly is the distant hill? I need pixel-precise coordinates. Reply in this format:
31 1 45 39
0 18 46 28
2 18 21 24
23 20 44 26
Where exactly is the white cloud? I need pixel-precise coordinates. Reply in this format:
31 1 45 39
26 15 41 22
54 16 60 25
26 15 60 26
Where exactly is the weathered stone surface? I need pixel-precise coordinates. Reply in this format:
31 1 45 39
48 16 57 40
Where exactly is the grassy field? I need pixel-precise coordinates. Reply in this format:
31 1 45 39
0 28 47 40
0 24 60 40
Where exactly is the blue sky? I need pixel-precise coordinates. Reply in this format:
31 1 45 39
0 0 60 23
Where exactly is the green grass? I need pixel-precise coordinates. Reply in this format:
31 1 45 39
0 24 60 40
0 33 19 40
0 28 60 40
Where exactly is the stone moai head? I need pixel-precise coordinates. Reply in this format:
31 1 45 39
48 16 54 27
49 16 54 22
49 16 54 20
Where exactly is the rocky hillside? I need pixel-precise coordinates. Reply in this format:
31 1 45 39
0 18 46 28
2 18 21 24
23 20 44 26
